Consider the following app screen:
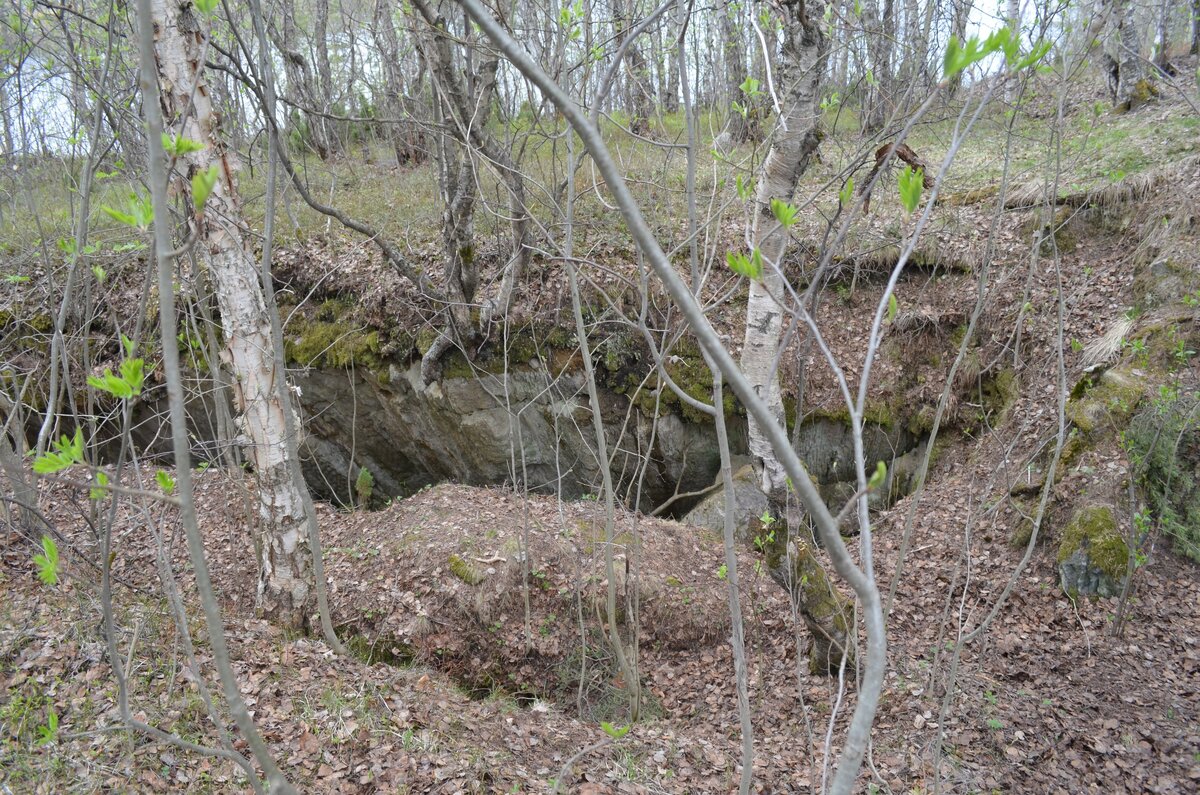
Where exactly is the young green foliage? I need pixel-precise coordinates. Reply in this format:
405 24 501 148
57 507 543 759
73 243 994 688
102 192 154 231
727 249 763 280
839 177 855 207
867 461 887 491
600 721 630 739
86 357 145 400
770 198 799 229
161 133 205 157
155 470 177 495
34 535 59 586
192 165 221 212
898 165 924 214
89 471 110 501
32 430 83 474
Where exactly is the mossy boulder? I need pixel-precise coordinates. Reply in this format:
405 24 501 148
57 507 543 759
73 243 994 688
1057 505 1128 598
1065 367 1145 435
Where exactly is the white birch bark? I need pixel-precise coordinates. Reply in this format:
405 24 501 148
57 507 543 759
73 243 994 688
150 0 313 628
741 0 829 496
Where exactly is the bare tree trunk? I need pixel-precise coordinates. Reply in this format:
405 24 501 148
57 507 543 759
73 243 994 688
720 0 752 142
742 0 829 497
313 0 339 150
946 0 974 97
1193 0 1200 55
151 0 315 629
613 0 654 133
899 0 921 86
373 0 426 164
861 0 891 133
1006 0 1021 101
271 0 336 159
1111 0 1154 110
410 0 532 383
1153 0 1170 70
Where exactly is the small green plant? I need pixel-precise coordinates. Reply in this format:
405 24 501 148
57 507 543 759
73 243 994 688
716 563 728 580
897 165 924 214
355 466 375 508
986 717 1004 730
753 511 777 552
102 192 155 231
35 708 58 746
600 720 630 740
155 470 177 495
33 536 60 586
191 165 220 212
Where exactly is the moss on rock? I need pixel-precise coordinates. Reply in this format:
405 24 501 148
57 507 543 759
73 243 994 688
448 553 484 585
1065 367 1145 434
1057 505 1128 598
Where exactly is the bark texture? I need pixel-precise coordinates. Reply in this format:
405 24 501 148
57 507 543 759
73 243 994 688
150 0 314 628
741 0 829 497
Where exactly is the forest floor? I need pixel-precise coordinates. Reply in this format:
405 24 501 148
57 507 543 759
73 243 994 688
4 62 1200 794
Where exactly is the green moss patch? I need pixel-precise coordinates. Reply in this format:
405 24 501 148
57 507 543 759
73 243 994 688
1065 367 1145 435
1057 505 1128 598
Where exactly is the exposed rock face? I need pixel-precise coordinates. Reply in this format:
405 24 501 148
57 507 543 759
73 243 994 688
296 364 928 518
681 459 769 543
293 362 744 513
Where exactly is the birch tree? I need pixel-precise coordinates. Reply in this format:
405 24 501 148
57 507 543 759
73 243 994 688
741 0 829 498
150 0 316 628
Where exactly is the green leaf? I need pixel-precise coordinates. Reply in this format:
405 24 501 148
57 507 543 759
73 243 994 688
161 133 205 157
87 357 144 399
716 564 728 580
886 293 898 322
33 535 59 586
32 430 84 474
91 264 107 282
121 334 135 357
192 165 220 212
600 721 630 739
769 198 799 229
839 177 854 207
1014 40 1052 72
155 469 177 495
36 708 58 746
194 0 219 13
101 205 137 227
867 461 887 491
102 192 154 230
90 471 110 501
735 174 752 201
898 165 924 214
3 273 30 284
738 76 761 97
726 250 762 280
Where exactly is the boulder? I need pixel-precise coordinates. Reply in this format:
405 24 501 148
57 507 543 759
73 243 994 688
1058 505 1129 598
681 459 769 543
